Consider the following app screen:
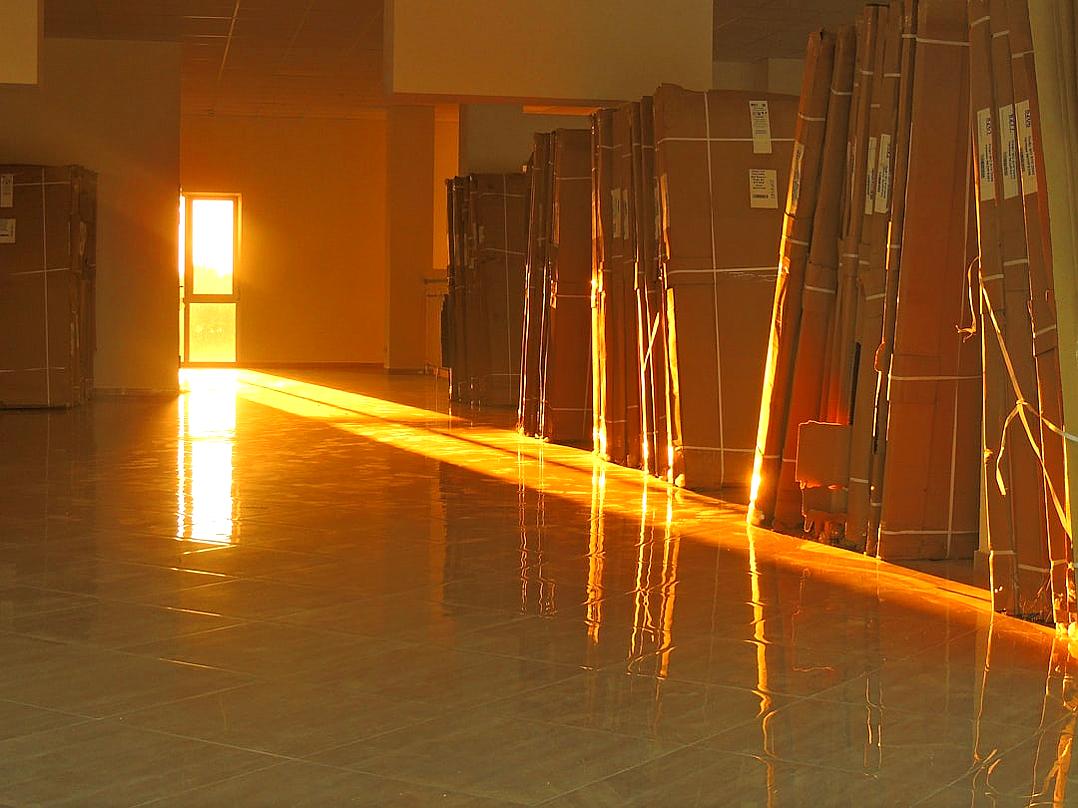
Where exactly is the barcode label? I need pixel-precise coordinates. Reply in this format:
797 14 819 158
749 169 779 209
1015 99 1038 195
865 136 878 215
976 107 996 202
0 175 12 208
0 218 14 244
750 101 773 154
875 134 892 213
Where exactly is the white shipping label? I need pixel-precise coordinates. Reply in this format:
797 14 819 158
790 142 805 214
875 134 892 213
864 136 878 215
621 188 631 240
0 174 12 208
749 169 779 209
0 218 14 244
976 107 997 202
999 104 1020 200
1016 99 1038 195
749 100 773 154
611 189 622 239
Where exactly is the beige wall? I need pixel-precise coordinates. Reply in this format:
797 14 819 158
386 106 435 371
0 37 181 392
713 59 805 94
460 104 589 175
181 114 388 366
386 0 712 101
0 0 41 85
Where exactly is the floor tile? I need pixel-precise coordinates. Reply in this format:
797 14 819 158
0 720 276 807
144 760 521 807
315 707 679 804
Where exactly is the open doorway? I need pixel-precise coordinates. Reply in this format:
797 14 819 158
180 193 240 365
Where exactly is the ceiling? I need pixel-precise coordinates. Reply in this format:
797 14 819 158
44 0 384 118
44 0 871 118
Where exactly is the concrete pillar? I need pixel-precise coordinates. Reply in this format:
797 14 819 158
385 105 435 371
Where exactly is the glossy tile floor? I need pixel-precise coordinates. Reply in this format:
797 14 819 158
1 369 1074 806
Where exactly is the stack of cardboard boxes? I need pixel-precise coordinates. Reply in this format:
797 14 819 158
748 0 1077 624
517 129 594 446
444 172 529 409
0 165 97 409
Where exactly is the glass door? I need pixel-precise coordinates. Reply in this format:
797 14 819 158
181 194 240 365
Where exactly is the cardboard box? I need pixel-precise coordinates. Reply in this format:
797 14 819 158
795 421 851 488
540 128 593 446
751 28 844 530
877 0 981 562
0 164 96 408
654 86 798 492
592 104 642 467
519 134 553 435
472 173 528 408
631 95 673 479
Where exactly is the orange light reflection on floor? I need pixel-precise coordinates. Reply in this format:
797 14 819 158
177 369 237 544
232 371 1049 644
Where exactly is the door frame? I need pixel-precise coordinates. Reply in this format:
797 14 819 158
181 192 242 367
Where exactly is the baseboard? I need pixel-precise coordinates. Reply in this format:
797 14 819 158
94 388 180 398
195 362 386 371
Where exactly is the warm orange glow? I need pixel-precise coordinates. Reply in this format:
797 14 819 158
178 195 186 281
176 369 237 544
188 303 237 363
222 370 1050 642
191 198 235 295
586 466 606 643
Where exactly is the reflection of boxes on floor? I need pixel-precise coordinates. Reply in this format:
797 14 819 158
0 165 97 408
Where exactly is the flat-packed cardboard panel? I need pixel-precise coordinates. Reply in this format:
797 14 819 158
444 171 528 410
519 134 553 435
1006 0 1074 624
631 95 672 479
0 164 96 409
655 86 797 492
878 0 980 562
541 129 594 446
592 104 642 468
752 28 846 531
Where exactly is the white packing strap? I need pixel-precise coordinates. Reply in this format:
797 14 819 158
656 136 795 147
979 277 1075 541
40 168 50 406
502 176 513 394
916 36 970 47
703 94 726 485
889 374 980 381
